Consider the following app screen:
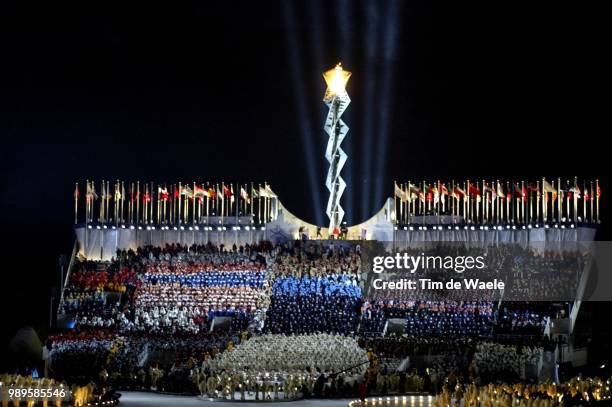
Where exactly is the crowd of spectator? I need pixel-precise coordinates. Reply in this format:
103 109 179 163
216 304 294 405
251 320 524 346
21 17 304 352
39 240 594 400
264 243 363 334
360 300 495 337
61 242 272 334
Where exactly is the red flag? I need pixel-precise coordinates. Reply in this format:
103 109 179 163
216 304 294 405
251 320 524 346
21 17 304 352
452 186 465 199
513 183 524 198
468 183 480 196
74 184 80 199
597 184 602 198
223 185 233 198
158 187 169 201
209 188 217 200
194 184 207 197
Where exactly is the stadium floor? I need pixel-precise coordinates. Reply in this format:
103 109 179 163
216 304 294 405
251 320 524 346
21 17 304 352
119 392 355 406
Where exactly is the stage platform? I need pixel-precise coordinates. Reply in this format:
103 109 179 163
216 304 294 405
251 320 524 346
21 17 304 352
119 392 354 406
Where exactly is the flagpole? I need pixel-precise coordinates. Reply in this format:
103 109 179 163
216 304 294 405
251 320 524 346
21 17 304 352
149 181 153 225
128 182 132 224
221 182 225 225
105 180 109 224
93 180 98 224
405 182 410 224
86 180 90 223
480 179 488 224
264 183 269 222
590 180 594 223
206 183 210 221
164 183 168 225
145 183 149 224
192 182 196 226
565 180 570 223
582 179 587 223
573 176 578 224
112 181 116 225
265 191 269 223
148 182 152 224
74 182 79 224
505 181 509 224
107 180 111 224
535 181 539 224
250 182 254 222
482 179 486 224
92 180 96 224
85 180 89 224
437 179 441 222
233 183 237 220
170 183 174 224
162 184 166 225
144 183 148 224
400 183 404 224
596 179 600 223
115 181 119 224
465 181 469 222
183 184 188 224
472 181 478 223
99 179 104 223
520 180 524 224
160 184 164 224
198 184 202 224
493 180 496 224
499 180 503 224
177 182 182 226
495 180 499 224
115 180 119 227
442 181 446 216
104 180 108 224
120 181 124 224
450 180 454 223
423 180 426 215
143 183 147 224
542 177 547 224
100 180 104 224
513 181 517 223
500 180 504 224
147 183 151 224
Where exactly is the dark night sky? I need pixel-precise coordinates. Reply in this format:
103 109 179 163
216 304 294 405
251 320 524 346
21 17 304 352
0 1 608 363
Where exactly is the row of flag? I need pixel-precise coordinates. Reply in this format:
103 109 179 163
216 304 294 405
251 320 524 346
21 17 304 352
74 181 278 226
394 178 601 225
